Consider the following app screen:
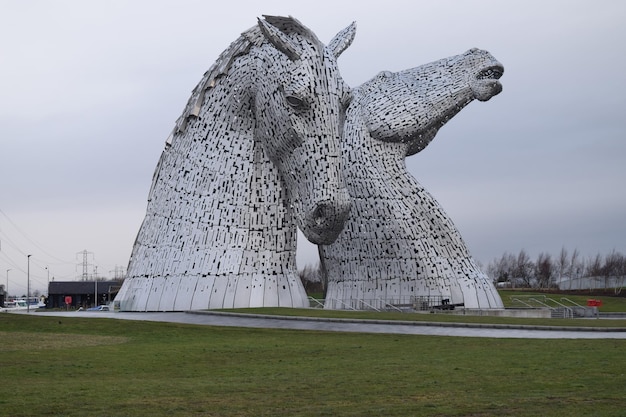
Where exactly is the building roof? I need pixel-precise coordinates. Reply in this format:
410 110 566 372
48 281 121 295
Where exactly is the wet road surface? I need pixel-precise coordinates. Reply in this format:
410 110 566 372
21 310 626 339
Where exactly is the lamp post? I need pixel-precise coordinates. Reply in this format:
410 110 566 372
94 265 98 308
27 255 32 313
5 269 10 299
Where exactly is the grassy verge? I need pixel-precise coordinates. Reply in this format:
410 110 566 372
222 307 626 328
1 314 624 417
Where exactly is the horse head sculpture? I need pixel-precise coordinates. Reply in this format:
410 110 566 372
320 48 505 310
361 48 503 155
252 16 354 244
116 16 356 311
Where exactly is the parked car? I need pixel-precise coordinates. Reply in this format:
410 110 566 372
86 305 111 311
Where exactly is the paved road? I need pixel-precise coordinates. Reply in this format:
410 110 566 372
22 310 626 339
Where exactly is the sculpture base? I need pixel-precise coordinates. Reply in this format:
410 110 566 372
116 274 308 312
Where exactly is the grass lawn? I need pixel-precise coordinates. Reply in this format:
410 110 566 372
1 313 624 417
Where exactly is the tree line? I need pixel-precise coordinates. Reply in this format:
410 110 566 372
298 248 626 294
485 248 626 290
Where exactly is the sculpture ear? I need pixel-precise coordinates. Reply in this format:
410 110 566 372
327 21 357 58
257 17 301 61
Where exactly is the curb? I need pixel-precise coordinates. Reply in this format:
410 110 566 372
186 310 626 333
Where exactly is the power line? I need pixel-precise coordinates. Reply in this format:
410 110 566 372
0 246 26 274
0 207 74 264
110 265 126 279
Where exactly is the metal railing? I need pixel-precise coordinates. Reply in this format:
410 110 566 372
510 295 574 318
308 297 324 309
358 299 382 312
560 297 597 318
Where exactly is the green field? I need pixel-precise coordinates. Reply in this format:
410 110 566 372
498 289 626 312
1 313 624 417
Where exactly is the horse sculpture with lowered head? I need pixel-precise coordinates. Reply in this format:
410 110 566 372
116 16 356 311
320 48 505 310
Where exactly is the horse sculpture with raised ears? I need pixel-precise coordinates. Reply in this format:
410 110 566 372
320 48 505 310
115 16 356 311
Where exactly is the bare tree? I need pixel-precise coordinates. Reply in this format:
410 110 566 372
616 253 626 294
535 252 553 289
586 253 604 290
487 252 516 286
556 247 568 287
567 248 581 290
514 249 534 288
602 250 624 290
586 253 603 276
299 263 324 294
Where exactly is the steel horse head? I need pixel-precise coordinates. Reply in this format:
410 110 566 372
116 16 356 311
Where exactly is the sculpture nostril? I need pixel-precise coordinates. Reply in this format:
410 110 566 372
313 204 330 226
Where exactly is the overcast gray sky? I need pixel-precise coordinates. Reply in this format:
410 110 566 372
1 0 625 295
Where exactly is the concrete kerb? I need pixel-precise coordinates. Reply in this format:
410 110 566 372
187 310 626 333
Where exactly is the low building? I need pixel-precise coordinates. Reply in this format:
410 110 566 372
48 280 121 309
557 276 625 291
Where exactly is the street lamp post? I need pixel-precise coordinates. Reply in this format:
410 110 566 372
27 255 32 313
94 265 98 308
5 269 10 299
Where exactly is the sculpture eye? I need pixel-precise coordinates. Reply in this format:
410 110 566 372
285 94 308 110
